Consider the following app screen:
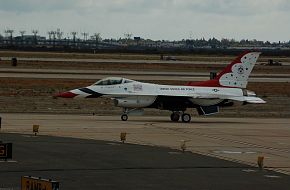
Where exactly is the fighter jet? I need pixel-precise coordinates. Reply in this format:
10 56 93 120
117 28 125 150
56 51 265 122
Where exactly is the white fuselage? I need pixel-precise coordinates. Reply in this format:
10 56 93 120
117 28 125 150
73 80 244 107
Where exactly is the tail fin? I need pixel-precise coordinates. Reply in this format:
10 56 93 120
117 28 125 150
187 51 261 88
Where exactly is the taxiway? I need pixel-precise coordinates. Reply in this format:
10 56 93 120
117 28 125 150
0 68 289 82
1 114 290 175
1 133 290 190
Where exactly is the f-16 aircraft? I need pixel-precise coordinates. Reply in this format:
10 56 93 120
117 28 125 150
56 51 265 122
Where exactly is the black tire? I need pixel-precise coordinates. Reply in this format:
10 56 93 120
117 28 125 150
170 113 180 122
181 113 191 123
121 114 128 121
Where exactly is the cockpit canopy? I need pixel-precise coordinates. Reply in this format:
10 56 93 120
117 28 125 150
94 77 134 86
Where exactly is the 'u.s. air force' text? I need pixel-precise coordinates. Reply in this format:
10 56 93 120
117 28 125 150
160 88 194 91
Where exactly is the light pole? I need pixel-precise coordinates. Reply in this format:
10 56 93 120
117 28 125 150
32 30 38 45
5 29 14 45
20 30 26 45
71 32 77 47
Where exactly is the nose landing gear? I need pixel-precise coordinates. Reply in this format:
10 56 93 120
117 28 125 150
120 108 143 121
121 114 128 121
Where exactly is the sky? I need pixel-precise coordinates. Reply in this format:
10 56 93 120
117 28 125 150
0 0 289 42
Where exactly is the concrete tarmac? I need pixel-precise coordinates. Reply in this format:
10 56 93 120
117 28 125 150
1 133 290 190
1 113 290 176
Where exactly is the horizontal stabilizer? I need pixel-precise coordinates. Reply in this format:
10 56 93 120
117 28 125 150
228 96 266 104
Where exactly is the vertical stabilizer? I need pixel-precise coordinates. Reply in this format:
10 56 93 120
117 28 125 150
187 51 261 88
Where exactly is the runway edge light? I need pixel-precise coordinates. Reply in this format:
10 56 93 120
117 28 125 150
180 140 186 153
257 156 264 170
120 132 127 143
33 125 39 136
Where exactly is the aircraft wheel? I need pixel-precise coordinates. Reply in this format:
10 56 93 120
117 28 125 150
170 112 180 122
121 114 128 121
181 113 191 123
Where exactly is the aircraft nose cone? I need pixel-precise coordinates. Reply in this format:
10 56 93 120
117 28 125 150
54 91 78 98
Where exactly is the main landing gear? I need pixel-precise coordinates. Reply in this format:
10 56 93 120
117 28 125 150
170 112 191 123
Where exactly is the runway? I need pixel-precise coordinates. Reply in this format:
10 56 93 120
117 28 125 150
2 68 290 77
0 57 232 65
0 68 289 82
1 56 290 66
1 113 290 175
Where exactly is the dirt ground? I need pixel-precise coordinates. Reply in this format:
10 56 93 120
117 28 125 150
0 51 289 118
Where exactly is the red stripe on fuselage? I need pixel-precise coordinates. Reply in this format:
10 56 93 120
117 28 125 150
55 91 77 98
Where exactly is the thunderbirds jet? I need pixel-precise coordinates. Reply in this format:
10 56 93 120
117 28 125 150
56 51 265 122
